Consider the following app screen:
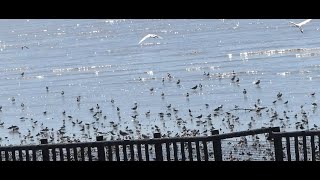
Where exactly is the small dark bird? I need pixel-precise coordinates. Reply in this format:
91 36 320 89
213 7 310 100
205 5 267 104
132 105 137 110
132 115 138 118
191 85 198 90
196 114 202 119
119 130 129 136
243 89 247 95
21 46 29 50
142 134 149 139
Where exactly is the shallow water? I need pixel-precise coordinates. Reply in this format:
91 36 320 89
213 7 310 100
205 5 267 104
0 19 320 146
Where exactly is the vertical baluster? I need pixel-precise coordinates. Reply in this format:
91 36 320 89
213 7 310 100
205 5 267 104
137 144 143 161
59 148 64 161
123 144 128 161
81 147 85 161
52 148 57 161
187 141 193 161
195 140 201 161
165 142 171 161
115 145 120 161
202 141 208 161
286 137 291 161
180 141 186 161
302 135 307 161
311 136 316 161
108 145 113 161
145 144 149 161
294 136 299 161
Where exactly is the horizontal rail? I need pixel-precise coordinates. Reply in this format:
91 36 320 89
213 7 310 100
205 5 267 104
0 127 279 151
269 130 320 138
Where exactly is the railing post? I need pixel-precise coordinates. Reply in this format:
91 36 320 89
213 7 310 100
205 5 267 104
211 130 219 136
40 139 49 161
273 135 283 161
96 136 106 161
267 127 280 140
269 127 283 161
153 133 163 161
211 130 222 161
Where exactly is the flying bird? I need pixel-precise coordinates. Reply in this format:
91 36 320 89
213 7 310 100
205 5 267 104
289 19 312 33
138 34 163 44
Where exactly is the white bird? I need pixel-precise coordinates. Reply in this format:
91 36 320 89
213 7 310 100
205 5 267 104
289 19 312 33
138 34 163 44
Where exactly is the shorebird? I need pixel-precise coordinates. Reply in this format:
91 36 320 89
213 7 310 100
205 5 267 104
120 130 129 136
196 114 202 119
289 19 312 33
243 89 247 95
21 46 29 50
191 85 198 90
138 34 163 44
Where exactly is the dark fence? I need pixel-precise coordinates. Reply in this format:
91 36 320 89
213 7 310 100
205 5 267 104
1 126 317 161
269 130 320 161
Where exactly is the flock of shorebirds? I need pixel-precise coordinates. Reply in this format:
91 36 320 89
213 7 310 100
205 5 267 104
0 66 318 149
